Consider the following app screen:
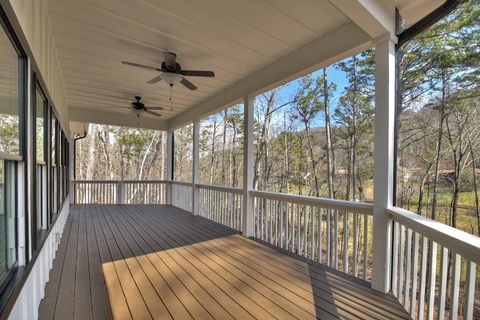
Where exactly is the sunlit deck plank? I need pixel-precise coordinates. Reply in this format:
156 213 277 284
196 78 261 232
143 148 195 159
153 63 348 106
39 204 411 320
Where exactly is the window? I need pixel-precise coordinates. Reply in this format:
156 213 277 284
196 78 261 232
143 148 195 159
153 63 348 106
35 88 45 163
0 8 23 292
0 161 17 283
50 112 57 217
35 85 47 232
0 19 22 156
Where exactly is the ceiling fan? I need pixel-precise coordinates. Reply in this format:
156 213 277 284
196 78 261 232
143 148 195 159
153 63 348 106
109 96 163 118
122 51 215 91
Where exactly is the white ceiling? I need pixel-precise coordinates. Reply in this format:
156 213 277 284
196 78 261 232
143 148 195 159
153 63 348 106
45 0 444 130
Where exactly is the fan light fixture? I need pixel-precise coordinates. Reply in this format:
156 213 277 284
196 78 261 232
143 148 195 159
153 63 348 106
131 108 144 117
122 51 215 91
162 72 182 85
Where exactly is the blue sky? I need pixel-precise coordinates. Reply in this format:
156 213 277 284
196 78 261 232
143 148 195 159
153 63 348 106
275 66 349 107
262 64 350 129
201 61 352 129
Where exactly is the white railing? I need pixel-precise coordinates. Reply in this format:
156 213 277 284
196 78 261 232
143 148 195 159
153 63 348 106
388 207 479 320
251 190 373 280
197 184 243 231
171 181 192 212
73 180 167 204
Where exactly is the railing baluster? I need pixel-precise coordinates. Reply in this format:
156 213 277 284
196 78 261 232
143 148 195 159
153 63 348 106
261 197 265 241
410 232 419 317
426 241 437 320
399 224 406 301
418 236 428 320
405 228 412 309
363 213 368 280
280 202 284 249
463 260 476 320
334 210 338 269
290 203 294 252
353 212 358 277
343 211 348 273
303 206 307 257
269 199 273 244
327 209 331 267
274 201 278 246
318 207 323 263
310 207 315 259
437 246 448 320
449 253 460 320
392 221 399 297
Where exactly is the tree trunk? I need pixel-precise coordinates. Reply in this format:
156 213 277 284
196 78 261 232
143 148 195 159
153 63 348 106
323 68 335 199
138 134 155 180
351 55 358 201
254 92 275 189
97 127 114 180
221 109 228 185
304 123 320 196
431 74 447 221
470 141 480 235
86 124 98 180
416 163 433 215
209 120 218 185
159 131 166 180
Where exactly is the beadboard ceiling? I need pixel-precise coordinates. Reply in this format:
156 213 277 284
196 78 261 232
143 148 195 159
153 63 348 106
44 0 443 129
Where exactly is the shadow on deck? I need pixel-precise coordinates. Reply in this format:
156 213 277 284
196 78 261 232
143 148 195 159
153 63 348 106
38 204 410 320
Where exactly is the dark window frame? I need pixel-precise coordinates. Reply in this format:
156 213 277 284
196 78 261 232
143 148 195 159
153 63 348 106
0 4 26 308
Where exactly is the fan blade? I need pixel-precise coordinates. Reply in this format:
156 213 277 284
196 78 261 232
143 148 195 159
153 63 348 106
99 106 130 110
146 75 163 84
147 107 164 110
146 110 162 117
180 77 197 90
122 61 161 71
181 70 215 77
163 51 176 68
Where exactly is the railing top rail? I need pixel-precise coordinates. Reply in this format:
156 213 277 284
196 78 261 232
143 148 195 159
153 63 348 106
388 206 480 265
73 180 168 183
170 181 193 187
0 153 23 162
250 190 373 215
196 183 243 194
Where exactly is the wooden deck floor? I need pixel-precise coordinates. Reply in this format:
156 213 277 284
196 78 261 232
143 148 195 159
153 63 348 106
38 204 410 320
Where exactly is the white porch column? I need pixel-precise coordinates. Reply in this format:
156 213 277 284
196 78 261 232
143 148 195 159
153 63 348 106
242 96 254 237
192 121 200 215
69 139 74 204
372 37 396 293
166 131 173 205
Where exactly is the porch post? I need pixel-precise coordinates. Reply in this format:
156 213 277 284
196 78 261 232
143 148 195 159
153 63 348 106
372 36 396 293
192 121 200 215
69 137 74 204
166 131 173 205
242 96 254 237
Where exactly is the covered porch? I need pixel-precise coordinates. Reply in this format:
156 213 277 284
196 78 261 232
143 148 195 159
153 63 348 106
39 204 409 320
0 0 478 319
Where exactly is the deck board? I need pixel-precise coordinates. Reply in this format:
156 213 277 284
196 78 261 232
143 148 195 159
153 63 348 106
39 204 410 320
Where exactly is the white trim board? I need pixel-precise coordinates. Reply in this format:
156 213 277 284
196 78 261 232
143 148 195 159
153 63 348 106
7 202 70 320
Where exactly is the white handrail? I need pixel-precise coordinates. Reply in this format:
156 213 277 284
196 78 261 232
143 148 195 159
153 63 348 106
169 180 193 187
250 190 373 214
388 206 480 265
73 179 167 183
196 183 243 194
